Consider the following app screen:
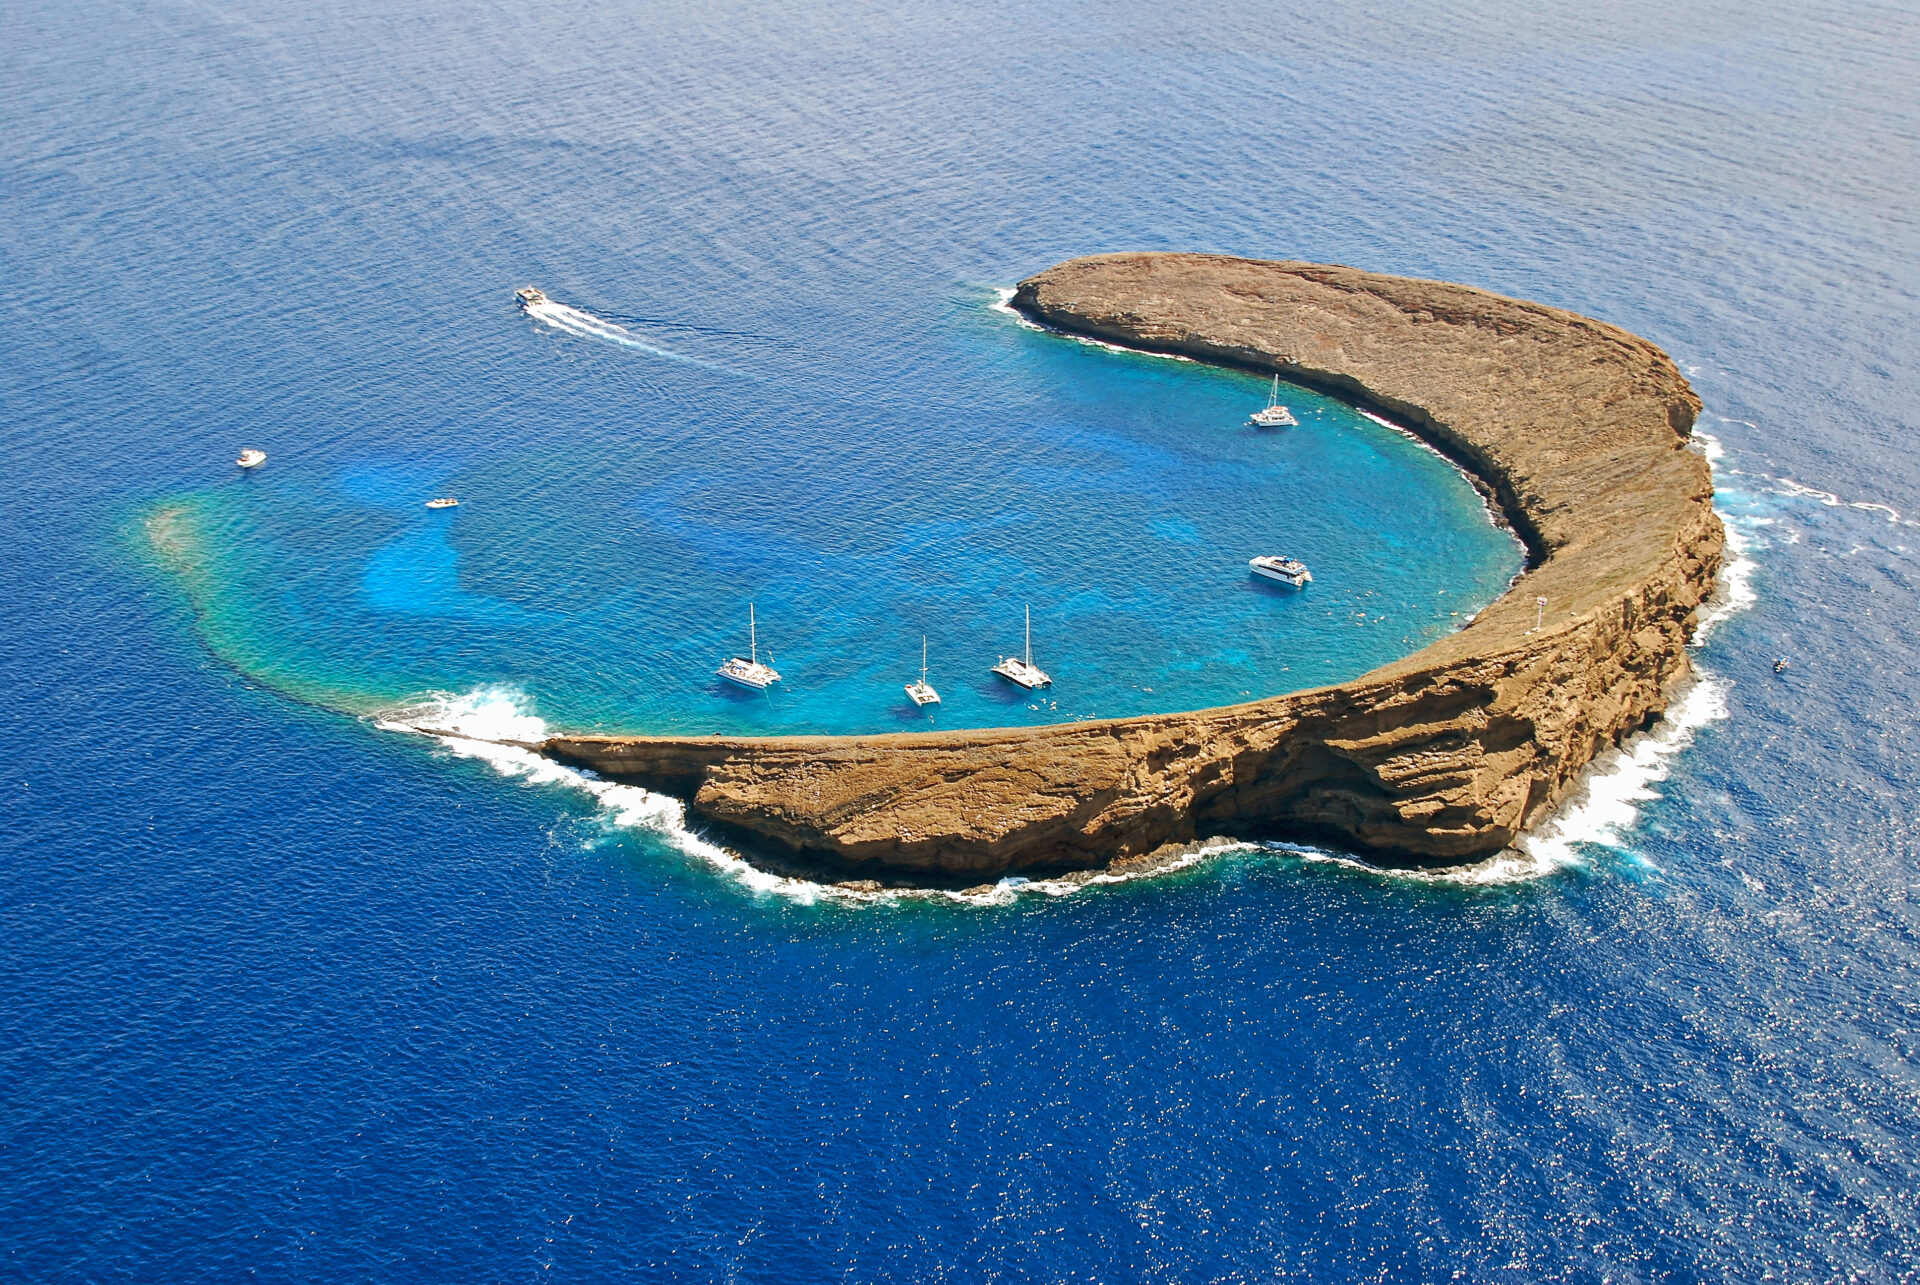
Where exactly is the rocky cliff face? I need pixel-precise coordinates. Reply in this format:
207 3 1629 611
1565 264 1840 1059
545 254 1721 881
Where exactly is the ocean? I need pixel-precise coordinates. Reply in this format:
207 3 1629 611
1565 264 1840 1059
4 0 1917 1278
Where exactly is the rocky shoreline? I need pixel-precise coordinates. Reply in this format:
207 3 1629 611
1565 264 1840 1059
545 253 1722 883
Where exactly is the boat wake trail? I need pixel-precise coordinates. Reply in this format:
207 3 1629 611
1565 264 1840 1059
521 295 736 373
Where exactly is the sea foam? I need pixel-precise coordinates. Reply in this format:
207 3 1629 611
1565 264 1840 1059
379 426 1759 905
1484 430 1756 875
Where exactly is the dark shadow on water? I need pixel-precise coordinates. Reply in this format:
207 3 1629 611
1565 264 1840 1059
707 680 779 706
973 675 1043 706
1242 575 1313 602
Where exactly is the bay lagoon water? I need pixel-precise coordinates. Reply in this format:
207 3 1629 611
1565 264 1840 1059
5 0 1919 1279
142 288 1517 738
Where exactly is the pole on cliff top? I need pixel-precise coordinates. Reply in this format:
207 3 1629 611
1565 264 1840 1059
1534 596 1548 631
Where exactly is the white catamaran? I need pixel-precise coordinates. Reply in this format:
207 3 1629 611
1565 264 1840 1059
717 603 781 690
992 605 1052 689
904 635 940 707
1249 554 1312 587
1248 375 1298 428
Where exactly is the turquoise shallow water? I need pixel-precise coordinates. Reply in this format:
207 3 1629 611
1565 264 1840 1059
7 0 1920 1279
148 288 1516 736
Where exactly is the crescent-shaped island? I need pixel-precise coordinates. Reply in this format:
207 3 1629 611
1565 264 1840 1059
543 253 1723 884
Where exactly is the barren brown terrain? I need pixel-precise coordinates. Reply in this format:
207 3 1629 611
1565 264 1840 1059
544 253 1721 883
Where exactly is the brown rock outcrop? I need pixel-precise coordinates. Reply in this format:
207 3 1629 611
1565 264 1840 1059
545 253 1720 881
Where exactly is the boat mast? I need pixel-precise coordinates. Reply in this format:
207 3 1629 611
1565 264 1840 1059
921 634 929 683
1024 605 1031 666
749 602 757 665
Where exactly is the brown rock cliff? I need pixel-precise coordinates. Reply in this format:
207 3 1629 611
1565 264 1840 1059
544 253 1721 881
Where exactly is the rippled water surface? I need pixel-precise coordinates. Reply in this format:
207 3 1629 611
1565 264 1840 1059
5 0 1918 1280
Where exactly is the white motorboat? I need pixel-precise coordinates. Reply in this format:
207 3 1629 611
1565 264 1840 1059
424 497 459 509
236 449 267 469
1249 555 1312 587
992 605 1052 689
515 286 548 308
717 602 781 690
904 635 940 706
1248 375 1298 428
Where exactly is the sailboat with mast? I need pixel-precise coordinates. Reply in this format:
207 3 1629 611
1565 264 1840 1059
904 635 940 707
991 605 1052 689
1248 374 1298 427
716 602 781 690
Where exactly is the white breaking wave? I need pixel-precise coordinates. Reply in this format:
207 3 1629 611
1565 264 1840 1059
1474 428 1758 877
1770 477 1912 527
1510 672 1730 875
1693 489 1760 646
374 687 807 899
523 296 731 371
1707 419 1914 528
376 686 1245 907
381 420 1759 905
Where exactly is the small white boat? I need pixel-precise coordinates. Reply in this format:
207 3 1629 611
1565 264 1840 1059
1248 375 1298 428
905 635 940 707
717 602 781 690
424 497 459 509
236 449 267 469
992 605 1052 689
1250 555 1312 587
515 286 548 308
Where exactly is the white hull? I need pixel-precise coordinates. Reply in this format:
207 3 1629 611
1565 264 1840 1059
1250 558 1311 588
992 658 1051 689
905 681 940 706
717 657 780 689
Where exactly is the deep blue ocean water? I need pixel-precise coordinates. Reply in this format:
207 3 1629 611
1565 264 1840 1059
5 0 1918 1279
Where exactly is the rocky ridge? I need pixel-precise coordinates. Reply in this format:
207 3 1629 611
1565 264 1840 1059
544 253 1722 882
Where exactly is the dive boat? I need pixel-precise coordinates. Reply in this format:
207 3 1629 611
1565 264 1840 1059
717 603 781 690
424 497 459 509
1249 555 1312 587
515 286 548 309
236 449 267 469
1248 375 1298 428
904 635 940 707
992 605 1052 689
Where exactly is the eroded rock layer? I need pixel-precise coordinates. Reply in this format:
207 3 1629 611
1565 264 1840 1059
546 253 1721 880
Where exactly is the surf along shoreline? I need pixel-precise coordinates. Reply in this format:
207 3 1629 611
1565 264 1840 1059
540 253 1722 886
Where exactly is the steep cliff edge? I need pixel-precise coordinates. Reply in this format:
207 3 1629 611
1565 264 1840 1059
545 253 1721 881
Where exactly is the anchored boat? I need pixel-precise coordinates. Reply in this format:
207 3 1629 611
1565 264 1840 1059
905 635 940 707
1249 555 1312 587
992 605 1052 689
424 497 459 509
717 603 781 690
1248 375 1298 428
236 449 267 469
